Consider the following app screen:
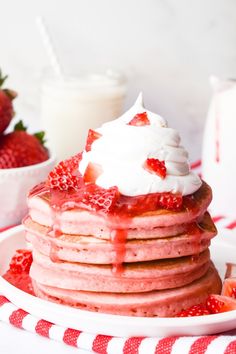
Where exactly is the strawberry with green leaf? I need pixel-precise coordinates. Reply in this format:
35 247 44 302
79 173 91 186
0 120 49 168
0 69 17 134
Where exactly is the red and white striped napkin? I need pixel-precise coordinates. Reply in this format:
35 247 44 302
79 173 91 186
0 294 236 354
1 160 236 354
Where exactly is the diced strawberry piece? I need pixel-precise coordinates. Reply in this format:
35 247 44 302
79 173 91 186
82 185 120 213
128 112 150 126
9 249 33 274
222 278 236 299
85 129 102 152
177 304 210 317
144 158 167 178
48 153 83 191
206 294 236 314
158 192 183 210
83 162 103 183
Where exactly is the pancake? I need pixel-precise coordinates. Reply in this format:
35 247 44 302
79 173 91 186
24 215 190 241
32 263 222 317
25 179 221 317
24 212 216 264
27 181 212 235
30 249 210 293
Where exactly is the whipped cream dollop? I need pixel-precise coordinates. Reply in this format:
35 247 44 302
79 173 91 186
79 93 202 196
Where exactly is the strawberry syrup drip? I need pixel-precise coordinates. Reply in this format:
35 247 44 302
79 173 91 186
49 208 62 238
29 181 200 275
110 229 128 275
41 189 65 262
182 195 199 217
49 240 61 262
187 222 203 260
28 182 49 198
47 204 63 262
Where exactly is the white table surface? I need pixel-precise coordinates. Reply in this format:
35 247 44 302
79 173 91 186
0 322 94 354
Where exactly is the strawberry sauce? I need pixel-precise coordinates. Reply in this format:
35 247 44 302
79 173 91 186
28 182 50 198
49 240 61 263
28 180 201 274
187 222 203 259
110 229 127 275
3 271 34 295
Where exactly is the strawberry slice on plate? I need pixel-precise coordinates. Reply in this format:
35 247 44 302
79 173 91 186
206 294 236 314
177 304 210 317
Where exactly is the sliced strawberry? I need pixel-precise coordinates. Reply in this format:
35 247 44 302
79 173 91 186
48 153 83 191
83 162 103 183
206 294 236 314
177 304 210 317
143 158 167 178
222 278 236 299
82 185 120 213
85 129 102 152
128 112 150 126
9 249 33 274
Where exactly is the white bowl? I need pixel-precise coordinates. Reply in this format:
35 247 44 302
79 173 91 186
0 154 56 228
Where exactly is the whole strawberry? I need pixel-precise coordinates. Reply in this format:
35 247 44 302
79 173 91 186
0 69 17 134
0 120 49 168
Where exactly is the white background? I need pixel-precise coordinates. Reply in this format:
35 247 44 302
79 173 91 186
1 0 236 160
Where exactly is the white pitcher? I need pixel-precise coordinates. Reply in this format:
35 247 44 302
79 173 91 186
202 76 236 218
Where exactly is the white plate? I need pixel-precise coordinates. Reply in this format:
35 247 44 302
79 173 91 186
0 225 236 337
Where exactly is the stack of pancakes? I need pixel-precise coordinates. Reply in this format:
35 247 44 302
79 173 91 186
24 181 221 317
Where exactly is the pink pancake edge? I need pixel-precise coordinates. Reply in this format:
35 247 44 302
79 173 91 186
30 249 210 293
27 181 212 234
24 212 216 264
32 263 222 317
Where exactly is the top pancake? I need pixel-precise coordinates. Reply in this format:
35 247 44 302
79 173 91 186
27 181 212 237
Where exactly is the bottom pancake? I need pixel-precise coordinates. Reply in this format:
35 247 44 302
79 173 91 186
32 263 221 317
